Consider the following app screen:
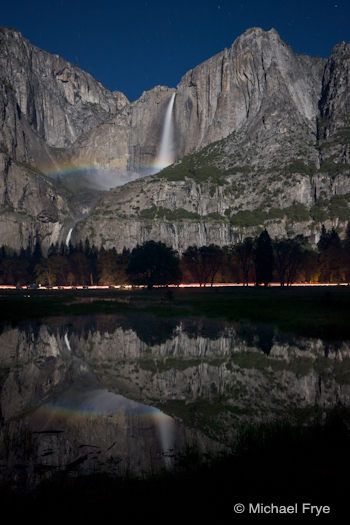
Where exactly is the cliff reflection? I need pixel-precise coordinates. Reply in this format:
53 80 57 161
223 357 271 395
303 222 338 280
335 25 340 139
1 315 349 488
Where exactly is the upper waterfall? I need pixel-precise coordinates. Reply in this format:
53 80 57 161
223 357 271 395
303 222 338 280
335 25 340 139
154 93 176 171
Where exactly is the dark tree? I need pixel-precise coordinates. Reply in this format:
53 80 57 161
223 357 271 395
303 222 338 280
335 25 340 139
254 229 274 287
181 246 209 286
318 226 342 282
97 248 129 285
343 222 350 282
70 252 91 285
59 241 70 257
181 245 223 286
200 245 224 286
273 237 305 287
317 224 330 252
345 222 350 251
233 237 254 286
48 242 59 257
29 239 43 278
126 241 181 289
32 239 43 260
0 247 29 285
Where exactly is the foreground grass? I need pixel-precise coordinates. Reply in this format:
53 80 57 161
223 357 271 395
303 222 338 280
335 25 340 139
0 286 350 340
1 408 349 523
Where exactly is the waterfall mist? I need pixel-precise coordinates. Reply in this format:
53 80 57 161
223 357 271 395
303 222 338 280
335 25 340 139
52 168 141 193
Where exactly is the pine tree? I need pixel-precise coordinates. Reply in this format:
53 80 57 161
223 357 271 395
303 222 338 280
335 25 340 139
317 224 329 251
254 229 274 287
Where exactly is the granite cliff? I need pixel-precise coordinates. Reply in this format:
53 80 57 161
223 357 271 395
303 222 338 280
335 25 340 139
0 27 128 252
0 27 127 149
0 26 350 252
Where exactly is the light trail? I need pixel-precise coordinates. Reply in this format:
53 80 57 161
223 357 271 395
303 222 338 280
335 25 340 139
0 283 349 290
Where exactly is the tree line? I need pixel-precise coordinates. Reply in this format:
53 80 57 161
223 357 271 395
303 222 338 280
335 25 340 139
0 224 350 288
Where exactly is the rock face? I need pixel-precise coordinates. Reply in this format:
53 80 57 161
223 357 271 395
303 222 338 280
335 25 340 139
0 153 72 252
174 28 323 156
0 27 127 149
0 26 350 252
74 167 324 252
0 81 53 167
318 41 350 164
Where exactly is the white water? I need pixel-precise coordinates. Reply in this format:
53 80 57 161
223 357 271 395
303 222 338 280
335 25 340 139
65 227 73 247
155 93 176 170
156 412 175 468
64 333 72 352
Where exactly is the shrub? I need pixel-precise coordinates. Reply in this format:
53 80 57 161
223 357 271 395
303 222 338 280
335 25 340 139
230 209 267 227
310 205 329 222
328 195 350 221
285 160 317 176
320 161 349 176
284 203 310 222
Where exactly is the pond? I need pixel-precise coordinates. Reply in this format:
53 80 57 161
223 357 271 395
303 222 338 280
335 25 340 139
1 314 349 489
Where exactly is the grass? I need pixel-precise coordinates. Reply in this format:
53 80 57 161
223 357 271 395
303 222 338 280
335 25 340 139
0 286 350 341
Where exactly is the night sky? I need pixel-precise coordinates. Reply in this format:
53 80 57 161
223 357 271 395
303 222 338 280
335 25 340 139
1 0 349 101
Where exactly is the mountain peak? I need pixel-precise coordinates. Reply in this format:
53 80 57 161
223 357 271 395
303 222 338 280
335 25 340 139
231 26 287 55
236 26 281 42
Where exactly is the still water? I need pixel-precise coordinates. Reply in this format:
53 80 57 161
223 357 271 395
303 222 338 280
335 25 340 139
0 314 349 488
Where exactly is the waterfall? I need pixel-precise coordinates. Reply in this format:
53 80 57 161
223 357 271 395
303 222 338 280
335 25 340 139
155 93 176 170
65 227 73 247
64 333 72 352
156 411 175 469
